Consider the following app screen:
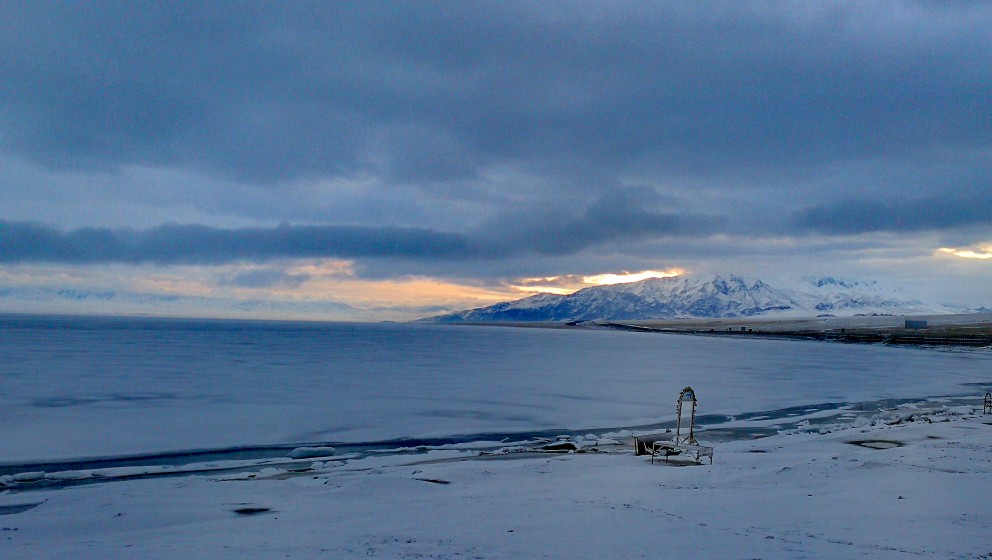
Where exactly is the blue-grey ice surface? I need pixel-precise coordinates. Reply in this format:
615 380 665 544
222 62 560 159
1 315 989 463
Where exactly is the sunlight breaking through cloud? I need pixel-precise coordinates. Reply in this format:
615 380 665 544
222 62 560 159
509 269 684 295
938 245 992 260
583 269 683 285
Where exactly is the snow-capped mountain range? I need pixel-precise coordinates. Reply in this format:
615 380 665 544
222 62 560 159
421 274 962 323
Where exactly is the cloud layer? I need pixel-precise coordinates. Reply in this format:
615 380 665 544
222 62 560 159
1 191 715 266
4 3 988 185
1 2 990 315
0 221 483 264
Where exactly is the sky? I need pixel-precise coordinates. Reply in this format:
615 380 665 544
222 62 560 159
1 1 990 320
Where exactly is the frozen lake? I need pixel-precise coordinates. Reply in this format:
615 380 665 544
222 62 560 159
2 314 990 464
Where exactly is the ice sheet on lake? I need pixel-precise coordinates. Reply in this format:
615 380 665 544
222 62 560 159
1 317 990 463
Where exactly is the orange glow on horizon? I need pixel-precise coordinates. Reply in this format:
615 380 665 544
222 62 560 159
0 261 687 320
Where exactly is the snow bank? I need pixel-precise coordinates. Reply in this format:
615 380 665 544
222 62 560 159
3 412 991 559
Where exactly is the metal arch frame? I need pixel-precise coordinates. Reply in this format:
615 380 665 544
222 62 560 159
675 386 699 446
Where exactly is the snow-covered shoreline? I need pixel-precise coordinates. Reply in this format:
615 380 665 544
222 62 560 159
3 405 990 559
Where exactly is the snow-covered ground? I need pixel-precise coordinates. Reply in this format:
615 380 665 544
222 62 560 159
3 405 990 559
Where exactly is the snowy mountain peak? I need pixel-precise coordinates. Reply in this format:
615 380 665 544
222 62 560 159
420 274 959 323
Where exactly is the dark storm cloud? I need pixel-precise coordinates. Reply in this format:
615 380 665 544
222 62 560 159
0 221 486 264
795 194 992 234
0 198 714 265
2 1 988 186
484 186 725 256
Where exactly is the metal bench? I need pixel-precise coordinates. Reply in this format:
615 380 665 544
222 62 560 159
647 441 713 464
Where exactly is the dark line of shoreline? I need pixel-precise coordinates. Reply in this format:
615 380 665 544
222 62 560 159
597 322 992 347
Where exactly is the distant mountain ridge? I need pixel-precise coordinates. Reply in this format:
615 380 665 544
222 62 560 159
420 274 960 323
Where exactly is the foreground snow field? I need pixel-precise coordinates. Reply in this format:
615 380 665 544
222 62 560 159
3 406 990 559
